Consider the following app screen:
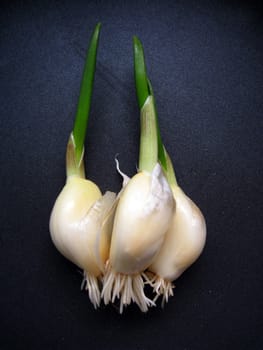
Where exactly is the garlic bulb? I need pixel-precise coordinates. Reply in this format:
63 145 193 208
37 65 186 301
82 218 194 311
50 135 116 307
148 183 206 305
50 176 101 270
102 163 175 313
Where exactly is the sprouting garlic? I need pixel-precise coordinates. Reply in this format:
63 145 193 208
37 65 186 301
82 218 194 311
50 135 116 308
132 35 206 307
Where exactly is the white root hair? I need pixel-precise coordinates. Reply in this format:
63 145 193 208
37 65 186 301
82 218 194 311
102 262 155 313
143 272 174 307
81 272 101 309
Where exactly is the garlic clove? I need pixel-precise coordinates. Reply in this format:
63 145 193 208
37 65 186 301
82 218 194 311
148 185 206 304
102 163 175 312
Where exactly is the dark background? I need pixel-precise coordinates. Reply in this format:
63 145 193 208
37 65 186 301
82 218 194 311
1 0 262 349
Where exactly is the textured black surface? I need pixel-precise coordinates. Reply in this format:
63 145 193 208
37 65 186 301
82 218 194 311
1 1 263 349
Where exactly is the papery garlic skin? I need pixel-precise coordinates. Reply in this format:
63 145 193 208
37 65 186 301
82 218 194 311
50 175 116 307
102 163 175 312
148 185 206 301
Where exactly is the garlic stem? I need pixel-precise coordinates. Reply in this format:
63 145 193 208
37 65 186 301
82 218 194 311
163 147 178 186
66 133 85 178
139 96 158 172
133 37 158 172
133 36 149 109
146 78 167 171
72 22 101 166
133 36 166 172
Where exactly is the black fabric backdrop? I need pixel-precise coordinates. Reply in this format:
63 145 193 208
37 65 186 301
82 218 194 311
1 1 262 349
